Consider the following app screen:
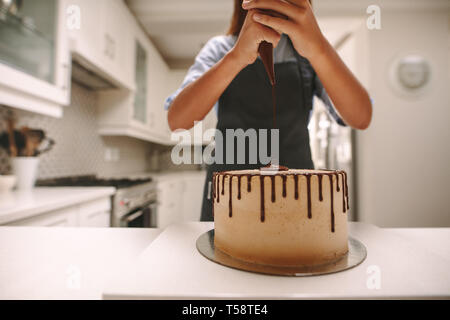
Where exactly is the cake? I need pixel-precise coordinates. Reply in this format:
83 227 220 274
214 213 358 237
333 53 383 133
212 167 350 267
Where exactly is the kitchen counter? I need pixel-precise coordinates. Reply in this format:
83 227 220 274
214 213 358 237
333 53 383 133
104 222 450 300
1 223 449 299
0 226 161 299
0 187 115 225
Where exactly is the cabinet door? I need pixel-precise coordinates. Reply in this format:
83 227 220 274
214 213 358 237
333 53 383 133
0 0 70 110
7 206 78 227
132 40 148 124
156 178 182 229
66 0 102 66
78 197 111 227
182 172 207 222
100 0 133 88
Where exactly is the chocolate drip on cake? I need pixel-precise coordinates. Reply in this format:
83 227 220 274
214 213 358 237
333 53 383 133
342 173 347 213
306 175 312 219
344 173 349 210
212 175 216 199
214 170 348 230
216 174 220 203
329 174 335 233
237 175 242 200
229 175 232 217
270 176 275 203
318 174 323 202
260 175 265 222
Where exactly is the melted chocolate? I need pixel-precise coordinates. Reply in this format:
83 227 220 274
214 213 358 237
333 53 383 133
282 175 287 198
272 85 277 129
306 175 312 219
258 10 287 130
318 174 323 202
262 163 289 171
342 174 347 213
221 173 225 196
270 176 275 203
294 175 299 200
229 175 232 217
260 175 265 222
247 175 252 192
329 174 335 232
216 174 220 203
345 173 350 210
237 175 242 200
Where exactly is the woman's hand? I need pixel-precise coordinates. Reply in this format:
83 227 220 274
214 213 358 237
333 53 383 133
242 0 327 60
230 9 282 67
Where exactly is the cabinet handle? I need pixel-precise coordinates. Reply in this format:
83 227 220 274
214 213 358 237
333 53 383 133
110 38 116 60
62 63 69 91
104 34 116 60
104 34 109 56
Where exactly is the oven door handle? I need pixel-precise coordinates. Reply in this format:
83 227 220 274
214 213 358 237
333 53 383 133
124 210 145 223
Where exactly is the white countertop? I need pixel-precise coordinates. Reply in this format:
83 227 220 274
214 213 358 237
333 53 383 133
0 226 162 299
1 223 449 299
104 222 450 299
0 187 116 225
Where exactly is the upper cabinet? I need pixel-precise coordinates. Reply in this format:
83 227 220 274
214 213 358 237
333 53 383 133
0 0 70 117
97 23 173 145
66 0 134 90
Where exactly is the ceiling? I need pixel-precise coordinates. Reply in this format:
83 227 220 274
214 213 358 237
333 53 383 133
126 0 233 69
126 0 441 69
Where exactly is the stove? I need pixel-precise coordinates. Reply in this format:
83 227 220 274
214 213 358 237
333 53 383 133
37 175 158 228
36 175 152 189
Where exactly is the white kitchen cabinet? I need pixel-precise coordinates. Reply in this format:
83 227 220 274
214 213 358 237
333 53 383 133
97 19 173 145
7 206 78 227
6 196 111 227
156 171 207 229
181 171 207 222
78 198 111 227
156 177 183 229
0 0 70 117
66 0 134 90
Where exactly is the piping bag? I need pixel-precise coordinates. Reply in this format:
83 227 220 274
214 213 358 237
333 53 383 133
257 9 288 85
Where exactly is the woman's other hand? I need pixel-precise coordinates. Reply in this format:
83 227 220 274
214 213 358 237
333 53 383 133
230 9 282 67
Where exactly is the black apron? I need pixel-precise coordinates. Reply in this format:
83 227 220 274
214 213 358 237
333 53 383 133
200 54 315 221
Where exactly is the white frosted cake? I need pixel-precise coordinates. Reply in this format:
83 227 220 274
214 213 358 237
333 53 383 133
212 168 349 266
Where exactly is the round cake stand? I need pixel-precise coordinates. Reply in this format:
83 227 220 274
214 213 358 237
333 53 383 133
196 229 367 276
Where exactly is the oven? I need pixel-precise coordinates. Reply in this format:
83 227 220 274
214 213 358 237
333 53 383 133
112 181 158 228
120 201 158 228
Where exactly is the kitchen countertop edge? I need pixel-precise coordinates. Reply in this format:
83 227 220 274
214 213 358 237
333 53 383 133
0 187 116 225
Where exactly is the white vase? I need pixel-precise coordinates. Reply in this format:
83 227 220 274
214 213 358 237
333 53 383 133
11 157 40 190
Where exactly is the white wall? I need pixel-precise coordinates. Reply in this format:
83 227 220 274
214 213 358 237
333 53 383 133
356 9 450 227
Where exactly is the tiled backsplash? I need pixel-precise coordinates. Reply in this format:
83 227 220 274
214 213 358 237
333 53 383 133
0 83 197 178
